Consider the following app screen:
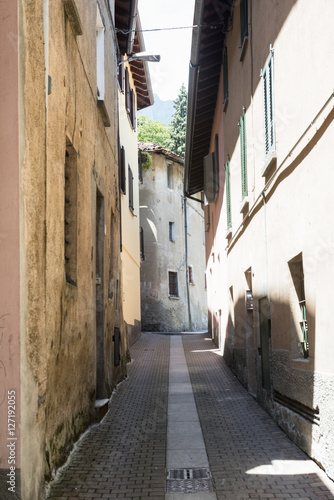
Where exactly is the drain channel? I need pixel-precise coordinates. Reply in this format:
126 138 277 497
166 468 215 494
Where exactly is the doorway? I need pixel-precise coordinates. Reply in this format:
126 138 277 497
259 296 271 392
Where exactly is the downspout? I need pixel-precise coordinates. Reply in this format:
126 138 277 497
184 197 192 331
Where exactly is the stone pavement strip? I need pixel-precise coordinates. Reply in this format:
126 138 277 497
47 333 334 500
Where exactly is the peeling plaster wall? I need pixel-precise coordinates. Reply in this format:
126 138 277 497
3 1 127 498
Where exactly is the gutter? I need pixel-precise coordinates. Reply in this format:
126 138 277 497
184 0 206 197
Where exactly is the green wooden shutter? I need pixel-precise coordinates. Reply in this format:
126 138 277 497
263 50 275 157
240 0 248 45
239 109 248 199
225 158 232 229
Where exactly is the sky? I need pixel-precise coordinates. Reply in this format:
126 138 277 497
138 0 196 102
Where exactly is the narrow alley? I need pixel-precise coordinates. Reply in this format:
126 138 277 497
47 333 334 500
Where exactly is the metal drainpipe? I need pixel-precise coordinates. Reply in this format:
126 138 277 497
184 197 192 331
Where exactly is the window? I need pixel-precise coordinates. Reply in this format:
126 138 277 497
64 142 78 286
120 146 126 194
240 0 248 52
188 266 194 285
169 222 175 242
225 157 232 229
239 108 248 199
96 5 105 101
125 67 130 116
140 227 145 261
130 88 136 130
223 46 228 108
288 254 309 359
262 48 275 158
204 272 207 290
118 55 125 92
138 151 143 183
128 166 134 212
108 211 115 299
168 271 178 298
167 163 173 189
204 134 219 204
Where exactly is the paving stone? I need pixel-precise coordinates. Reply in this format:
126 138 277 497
47 333 334 500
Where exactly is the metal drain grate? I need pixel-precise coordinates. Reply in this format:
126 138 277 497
166 468 215 493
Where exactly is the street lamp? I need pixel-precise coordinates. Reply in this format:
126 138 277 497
118 52 161 65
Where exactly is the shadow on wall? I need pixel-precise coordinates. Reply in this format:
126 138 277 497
212 289 334 481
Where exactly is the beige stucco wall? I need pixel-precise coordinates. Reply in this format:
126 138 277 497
119 62 142 345
140 151 207 332
1 1 127 498
203 0 334 481
0 0 22 496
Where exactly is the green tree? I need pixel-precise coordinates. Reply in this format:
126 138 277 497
137 115 171 148
169 84 188 157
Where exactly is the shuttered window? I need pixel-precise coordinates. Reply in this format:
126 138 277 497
118 56 125 92
169 272 178 297
125 67 130 115
120 146 126 194
225 158 232 229
128 166 134 212
130 89 136 130
262 49 275 157
223 46 228 106
140 227 145 261
240 0 248 46
239 108 248 199
64 143 78 286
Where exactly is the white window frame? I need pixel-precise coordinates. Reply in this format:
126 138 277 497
262 47 275 159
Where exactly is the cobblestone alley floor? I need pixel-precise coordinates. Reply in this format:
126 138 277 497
47 333 334 500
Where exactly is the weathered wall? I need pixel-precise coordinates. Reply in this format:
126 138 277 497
140 151 207 332
3 1 128 499
0 1 22 497
204 0 334 480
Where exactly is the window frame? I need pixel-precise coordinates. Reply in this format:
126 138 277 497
64 142 78 287
225 157 232 229
169 221 175 242
240 0 248 57
262 48 275 159
168 271 179 298
120 146 126 194
239 107 248 199
128 165 134 213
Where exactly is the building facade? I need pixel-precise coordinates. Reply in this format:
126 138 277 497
117 13 154 346
0 0 150 498
185 0 334 481
140 144 207 332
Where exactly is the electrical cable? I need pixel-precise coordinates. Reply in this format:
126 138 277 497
116 22 228 34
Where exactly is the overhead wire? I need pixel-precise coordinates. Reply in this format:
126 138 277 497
115 22 228 35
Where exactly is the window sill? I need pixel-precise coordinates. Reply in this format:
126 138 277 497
169 296 180 300
97 99 111 127
225 227 232 239
240 196 249 214
63 0 83 36
239 36 248 62
262 150 277 177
